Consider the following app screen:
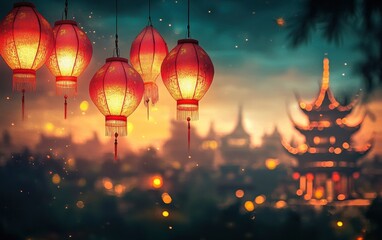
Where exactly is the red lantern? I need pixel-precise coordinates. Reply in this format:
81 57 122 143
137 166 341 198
161 39 214 152
46 20 93 119
89 57 144 161
0 2 54 120
130 25 168 119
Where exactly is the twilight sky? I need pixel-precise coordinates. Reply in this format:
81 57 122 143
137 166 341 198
0 0 381 155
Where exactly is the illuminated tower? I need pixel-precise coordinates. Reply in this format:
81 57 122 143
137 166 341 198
283 58 372 202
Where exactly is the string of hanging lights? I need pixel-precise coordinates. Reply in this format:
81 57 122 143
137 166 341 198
46 0 93 119
89 0 144 161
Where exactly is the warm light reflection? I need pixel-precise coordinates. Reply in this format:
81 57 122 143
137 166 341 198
265 158 279 170
114 184 126 196
80 101 89 112
162 192 172 204
336 221 343 227
52 173 61 184
244 201 255 211
235 189 245 198
76 200 85 209
275 200 287 209
162 210 169 217
296 189 303 196
102 178 113 190
44 122 55 133
152 176 163 189
337 194 346 201
314 187 324 199
292 172 300 180
255 195 266 205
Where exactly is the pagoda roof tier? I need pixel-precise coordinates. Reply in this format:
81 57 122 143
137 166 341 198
295 58 360 116
293 166 360 175
282 139 373 160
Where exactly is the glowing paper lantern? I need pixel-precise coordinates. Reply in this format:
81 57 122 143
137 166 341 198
89 57 144 161
46 20 93 119
161 39 214 152
0 2 54 119
130 25 168 119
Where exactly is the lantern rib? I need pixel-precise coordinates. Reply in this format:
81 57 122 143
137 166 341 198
174 44 183 99
102 62 113 115
55 24 64 76
119 61 129 116
70 23 80 76
12 7 22 69
149 27 155 82
30 7 42 69
137 27 148 76
191 43 200 99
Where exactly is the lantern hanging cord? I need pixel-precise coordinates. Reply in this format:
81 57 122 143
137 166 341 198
22 89 25 121
114 132 119 161
187 0 190 38
64 95 68 119
148 0 152 26
187 117 191 154
64 0 68 20
114 0 120 57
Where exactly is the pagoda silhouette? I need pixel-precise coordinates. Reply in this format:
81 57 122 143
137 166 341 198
282 58 373 202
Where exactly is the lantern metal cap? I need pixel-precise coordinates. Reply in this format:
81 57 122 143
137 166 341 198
54 20 78 26
106 57 128 63
14 2 35 8
178 39 199 45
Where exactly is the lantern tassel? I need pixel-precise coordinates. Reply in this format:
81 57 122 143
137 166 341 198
146 99 150 120
114 132 118 161
22 89 25 121
64 95 68 119
187 117 191 154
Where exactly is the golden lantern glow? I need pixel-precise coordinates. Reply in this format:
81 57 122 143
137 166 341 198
161 39 214 121
89 57 144 160
46 20 92 96
161 38 214 153
0 2 54 119
313 136 320 145
342 142 350 149
329 136 336 145
0 2 54 91
46 19 92 119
